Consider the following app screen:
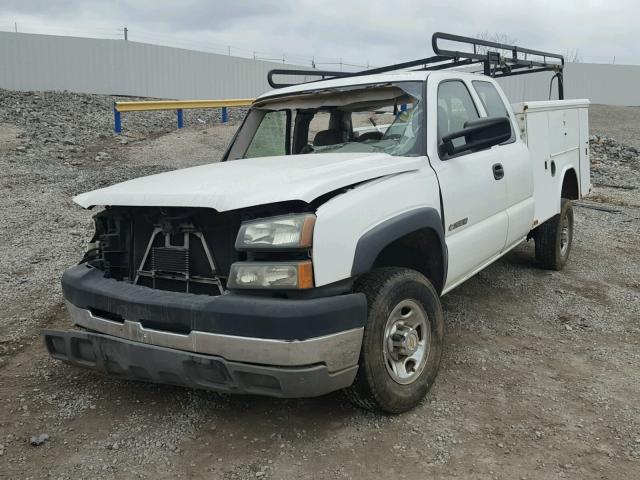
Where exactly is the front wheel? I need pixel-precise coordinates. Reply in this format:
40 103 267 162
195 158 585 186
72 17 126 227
534 198 574 270
344 268 444 413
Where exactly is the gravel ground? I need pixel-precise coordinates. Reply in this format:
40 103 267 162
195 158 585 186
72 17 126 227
0 93 639 479
588 104 640 150
0 89 241 358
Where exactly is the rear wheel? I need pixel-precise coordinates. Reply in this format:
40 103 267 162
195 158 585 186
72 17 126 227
534 198 574 270
344 268 444 413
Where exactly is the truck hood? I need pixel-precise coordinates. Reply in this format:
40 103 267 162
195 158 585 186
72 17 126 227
74 153 424 211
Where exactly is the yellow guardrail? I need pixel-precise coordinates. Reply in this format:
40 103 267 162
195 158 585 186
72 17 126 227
115 98 254 112
113 98 255 133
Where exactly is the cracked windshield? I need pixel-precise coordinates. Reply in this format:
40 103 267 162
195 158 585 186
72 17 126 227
240 82 424 159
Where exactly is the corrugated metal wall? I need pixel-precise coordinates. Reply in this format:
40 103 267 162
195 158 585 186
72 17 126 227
1 31 639 105
496 63 640 106
0 32 308 99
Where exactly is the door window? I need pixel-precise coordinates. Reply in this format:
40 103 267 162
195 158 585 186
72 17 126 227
437 81 479 149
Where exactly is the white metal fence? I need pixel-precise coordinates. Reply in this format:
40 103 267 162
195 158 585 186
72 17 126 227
496 63 640 106
1 31 640 106
0 32 308 99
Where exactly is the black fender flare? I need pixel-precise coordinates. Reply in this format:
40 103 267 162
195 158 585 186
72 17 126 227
350 207 448 287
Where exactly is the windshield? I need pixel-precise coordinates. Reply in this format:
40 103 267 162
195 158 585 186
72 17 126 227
225 82 424 160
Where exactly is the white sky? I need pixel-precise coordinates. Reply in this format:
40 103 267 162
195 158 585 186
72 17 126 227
1 0 638 67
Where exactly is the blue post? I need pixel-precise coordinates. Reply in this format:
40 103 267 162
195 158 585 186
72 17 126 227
114 104 122 134
177 109 184 129
400 103 407 112
221 106 228 123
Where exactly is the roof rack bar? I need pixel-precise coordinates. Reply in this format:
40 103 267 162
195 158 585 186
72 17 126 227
355 55 450 74
423 58 475 71
491 66 558 77
266 32 566 94
267 55 455 89
268 69 351 89
431 32 564 67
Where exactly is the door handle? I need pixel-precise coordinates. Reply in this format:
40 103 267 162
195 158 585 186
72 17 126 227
492 163 504 180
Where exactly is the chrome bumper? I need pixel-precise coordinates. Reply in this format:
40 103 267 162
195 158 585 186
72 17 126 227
43 328 360 398
65 301 363 373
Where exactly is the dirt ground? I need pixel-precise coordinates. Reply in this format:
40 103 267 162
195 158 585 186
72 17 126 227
0 101 639 480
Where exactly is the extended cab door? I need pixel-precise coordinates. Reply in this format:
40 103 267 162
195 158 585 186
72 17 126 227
471 80 534 249
426 77 509 290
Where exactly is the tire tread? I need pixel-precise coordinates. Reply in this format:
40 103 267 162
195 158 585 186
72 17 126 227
535 199 573 271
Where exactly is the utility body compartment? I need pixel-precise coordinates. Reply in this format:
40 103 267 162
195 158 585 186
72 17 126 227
512 99 590 225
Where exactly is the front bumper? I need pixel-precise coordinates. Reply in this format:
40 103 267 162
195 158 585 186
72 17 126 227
48 264 367 397
43 329 358 398
62 265 366 341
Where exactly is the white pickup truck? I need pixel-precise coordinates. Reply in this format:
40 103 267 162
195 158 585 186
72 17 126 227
44 33 590 413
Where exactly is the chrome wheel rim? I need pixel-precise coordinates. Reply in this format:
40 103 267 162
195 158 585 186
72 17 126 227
560 215 570 257
383 299 430 385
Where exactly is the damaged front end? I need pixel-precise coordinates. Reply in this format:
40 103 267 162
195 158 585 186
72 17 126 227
85 206 238 296
82 201 314 296
43 201 367 398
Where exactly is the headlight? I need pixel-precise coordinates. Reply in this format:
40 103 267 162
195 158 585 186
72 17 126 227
227 261 313 289
235 213 316 250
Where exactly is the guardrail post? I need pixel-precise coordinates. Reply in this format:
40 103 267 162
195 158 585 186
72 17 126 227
177 109 184 129
221 107 228 123
114 104 122 134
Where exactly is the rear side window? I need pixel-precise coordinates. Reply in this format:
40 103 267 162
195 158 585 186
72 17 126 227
473 81 514 141
437 81 479 146
472 81 509 118
244 111 287 158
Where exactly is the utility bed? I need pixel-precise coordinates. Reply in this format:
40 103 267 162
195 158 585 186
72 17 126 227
513 100 591 225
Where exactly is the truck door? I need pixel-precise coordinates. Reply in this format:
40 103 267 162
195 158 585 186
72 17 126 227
427 78 509 289
471 80 534 249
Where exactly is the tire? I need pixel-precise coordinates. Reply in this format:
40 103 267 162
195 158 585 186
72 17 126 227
344 267 444 414
534 198 574 270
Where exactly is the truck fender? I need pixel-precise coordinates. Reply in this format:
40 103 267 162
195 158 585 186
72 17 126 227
351 207 448 287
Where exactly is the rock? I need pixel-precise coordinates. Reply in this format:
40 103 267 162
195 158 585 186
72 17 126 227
95 151 111 161
29 433 50 446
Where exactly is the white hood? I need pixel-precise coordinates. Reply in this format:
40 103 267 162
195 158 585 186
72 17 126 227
74 153 424 211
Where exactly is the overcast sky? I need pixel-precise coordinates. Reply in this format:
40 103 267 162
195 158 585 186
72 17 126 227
1 0 638 67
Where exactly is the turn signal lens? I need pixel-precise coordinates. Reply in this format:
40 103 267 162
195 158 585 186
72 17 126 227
227 261 314 289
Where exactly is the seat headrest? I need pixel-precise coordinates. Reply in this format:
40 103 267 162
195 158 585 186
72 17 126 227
313 129 342 147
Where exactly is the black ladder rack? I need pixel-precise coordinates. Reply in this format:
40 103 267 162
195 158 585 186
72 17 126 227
267 32 565 99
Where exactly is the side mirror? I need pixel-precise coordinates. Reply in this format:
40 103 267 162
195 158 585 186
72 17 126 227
439 116 511 158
